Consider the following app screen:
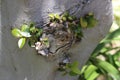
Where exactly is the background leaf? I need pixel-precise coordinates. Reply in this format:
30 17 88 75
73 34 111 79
103 28 120 42
93 59 120 80
86 71 99 80
84 65 98 79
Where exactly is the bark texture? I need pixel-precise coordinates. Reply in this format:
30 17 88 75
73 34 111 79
0 0 112 80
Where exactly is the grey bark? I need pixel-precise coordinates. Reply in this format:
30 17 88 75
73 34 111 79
0 0 112 80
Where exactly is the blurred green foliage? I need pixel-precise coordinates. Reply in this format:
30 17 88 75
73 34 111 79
80 0 120 80
61 0 120 80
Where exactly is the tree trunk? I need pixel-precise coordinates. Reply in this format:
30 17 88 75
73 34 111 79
0 0 113 80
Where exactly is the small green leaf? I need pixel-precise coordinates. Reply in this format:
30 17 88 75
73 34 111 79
48 13 55 20
29 22 35 28
54 14 60 20
80 17 88 28
30 26 38 33
11 28 22 38
62 17 67 21
74 26 83 39
18 38 26 48
36 31 42 37
68 16 73 21
21 24 30 32
20 32 31 37
86 15 98 28
70 61 81 75
69 71 78 76
36 29 43 37
62 12 69 17
71 61 79 67
42 38 50 48
30 26 35 31
71 67 81 75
